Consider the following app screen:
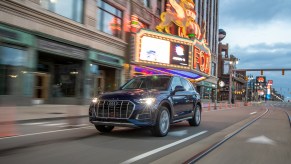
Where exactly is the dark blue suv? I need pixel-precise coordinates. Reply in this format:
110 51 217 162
89 74 202 137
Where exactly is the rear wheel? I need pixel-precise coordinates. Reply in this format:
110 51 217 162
151 106 170 137
95 125 114 133
188 105 201 126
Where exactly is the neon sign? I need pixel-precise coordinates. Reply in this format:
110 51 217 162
193 46 210 74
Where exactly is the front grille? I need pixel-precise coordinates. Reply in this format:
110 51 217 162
94 100 135 119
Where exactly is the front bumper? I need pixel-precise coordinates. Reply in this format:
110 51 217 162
89 101 158 127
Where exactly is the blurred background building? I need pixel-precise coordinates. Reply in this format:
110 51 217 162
217 42 247 102
0 0 219 105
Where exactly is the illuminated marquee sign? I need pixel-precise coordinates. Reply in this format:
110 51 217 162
193 45 210 74
256 76 266 83
139 36 190 66
134 29 211 75
139 36 171 64
170 43 189 66
135 30 193 69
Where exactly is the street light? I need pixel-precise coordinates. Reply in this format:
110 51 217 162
228 55 239 104
219 29 226 42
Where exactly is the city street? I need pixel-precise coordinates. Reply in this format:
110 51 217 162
0 102 290 164
1 0 291 164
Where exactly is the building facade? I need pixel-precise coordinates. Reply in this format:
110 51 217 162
0 0 128 105
0 0 219 106
194 0 219 101
217 43 247 102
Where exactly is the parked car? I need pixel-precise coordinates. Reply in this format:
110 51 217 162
89 74 202 137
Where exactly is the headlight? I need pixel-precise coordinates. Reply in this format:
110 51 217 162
92 98 98 103
135 98 156 105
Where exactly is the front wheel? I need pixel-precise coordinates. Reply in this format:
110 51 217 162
188 105 201 126
151 107 170 137
95 125 114 133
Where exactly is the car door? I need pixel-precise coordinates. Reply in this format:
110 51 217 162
180 78 196 116
170 77 189 118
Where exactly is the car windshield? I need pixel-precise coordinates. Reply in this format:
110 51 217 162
122 76 171 91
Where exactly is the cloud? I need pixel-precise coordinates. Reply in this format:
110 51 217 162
219 0 291 99
233 43 291 72
220 0 291 25
220 20 291 47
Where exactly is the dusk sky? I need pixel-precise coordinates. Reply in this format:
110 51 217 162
219 0 291 100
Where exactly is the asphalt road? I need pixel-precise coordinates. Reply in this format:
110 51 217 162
195 101 291 164
0 102 290 164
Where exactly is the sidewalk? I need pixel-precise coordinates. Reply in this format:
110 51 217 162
0 105 89 123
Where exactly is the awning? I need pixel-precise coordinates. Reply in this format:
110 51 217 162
133 65 206 81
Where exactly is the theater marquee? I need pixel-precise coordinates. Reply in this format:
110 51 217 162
133 29 211 76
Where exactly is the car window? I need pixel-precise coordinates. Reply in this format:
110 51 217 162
171 77 183 91
122 76 171 90
181 78 193 91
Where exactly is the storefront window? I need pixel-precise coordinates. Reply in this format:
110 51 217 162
53 63 81 97
40 0 83 23
90 64 99 75
202 87 212 100
97 0 123 38
0 46 27 95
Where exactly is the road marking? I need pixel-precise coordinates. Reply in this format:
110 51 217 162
247 135 276 145
20 122 50 126
42 123 68 126
0 126 93 140
120 130 208 164
59 124 89 128
168 130 188 137
250 112 257 115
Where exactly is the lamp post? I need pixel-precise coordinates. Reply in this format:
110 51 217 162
228 61 233 104
228 56 239 104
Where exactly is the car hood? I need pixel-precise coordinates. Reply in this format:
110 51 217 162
98 89 163 100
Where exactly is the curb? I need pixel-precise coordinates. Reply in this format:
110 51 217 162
0 115 88 125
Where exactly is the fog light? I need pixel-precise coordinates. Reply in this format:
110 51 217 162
136 113 151 120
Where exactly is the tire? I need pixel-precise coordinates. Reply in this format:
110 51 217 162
95 125 114 133
188 105 201 126
151 106 170 137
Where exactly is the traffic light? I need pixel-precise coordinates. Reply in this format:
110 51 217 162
282 69 285 76
260 70 263 75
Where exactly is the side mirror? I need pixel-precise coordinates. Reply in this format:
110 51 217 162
174 85 185 92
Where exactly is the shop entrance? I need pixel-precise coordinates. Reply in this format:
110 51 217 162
33 73 50 102
92 70 105 96
37 51 83 104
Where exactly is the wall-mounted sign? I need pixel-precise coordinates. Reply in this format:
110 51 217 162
38 38 86 60
134 29 211 76
139 36 189 66
136 30 193 69
256 76 266 83
170 43 189 66
193 45 210 74
267 80 273 85
139 36 170 64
